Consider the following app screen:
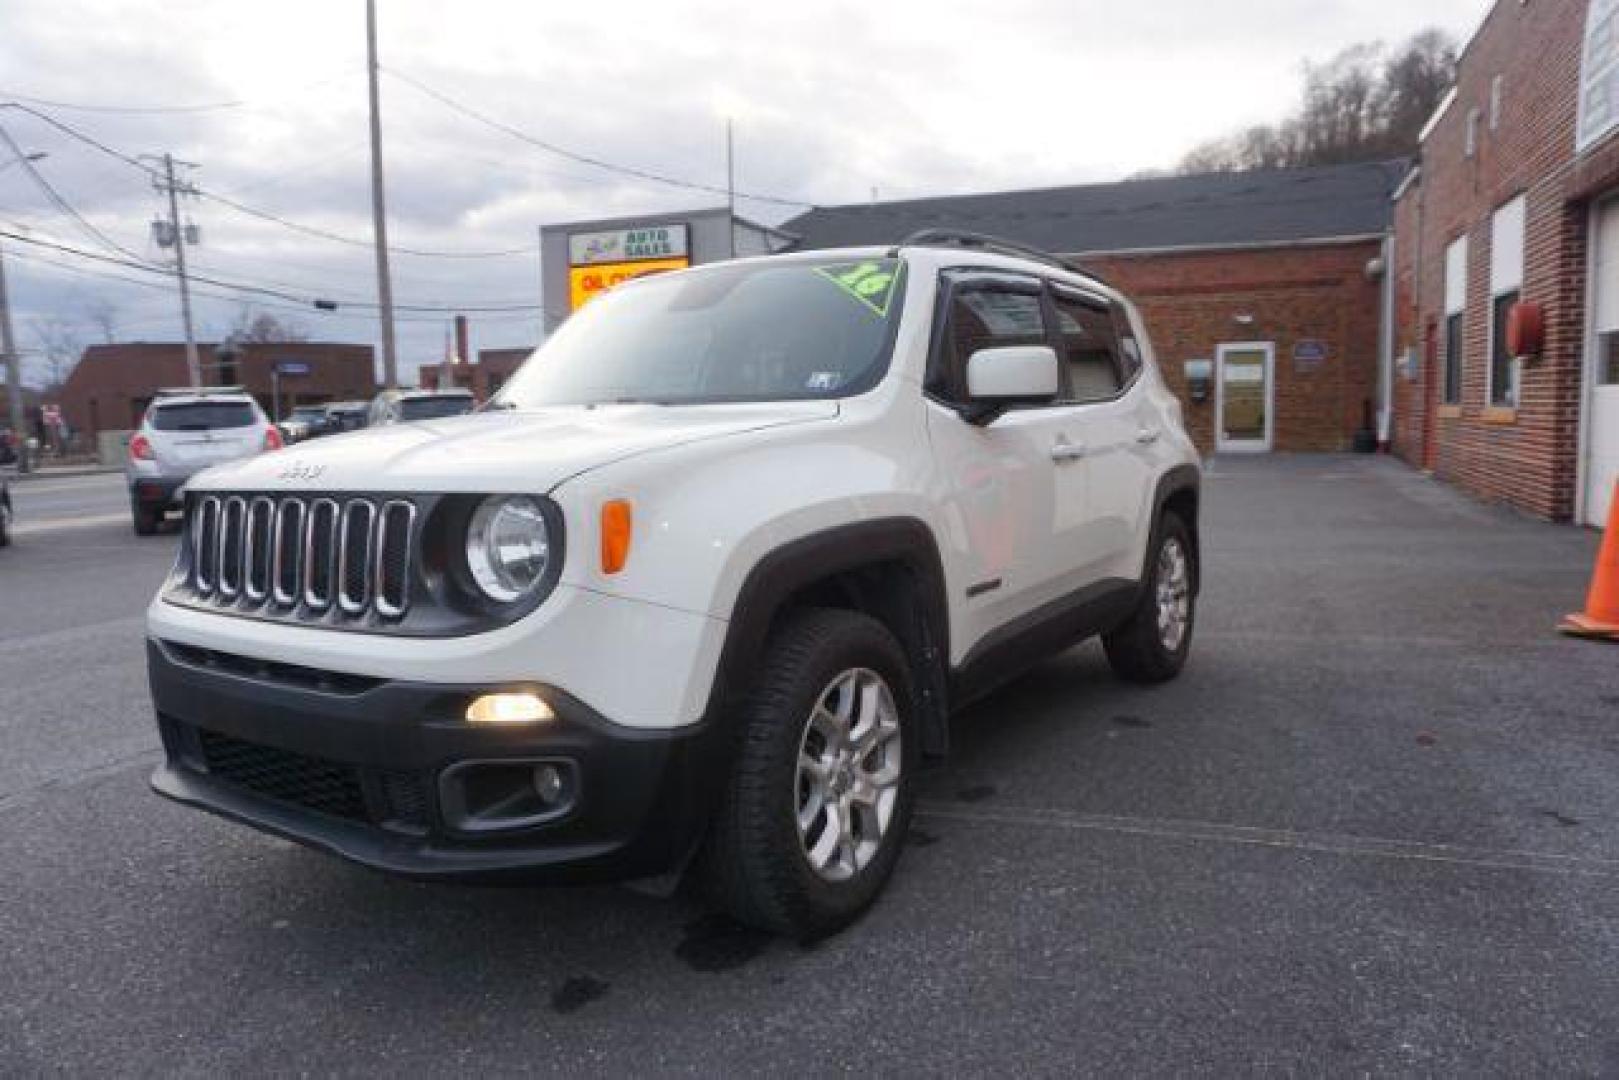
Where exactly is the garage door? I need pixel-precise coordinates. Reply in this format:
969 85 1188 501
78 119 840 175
1588 201 1619 527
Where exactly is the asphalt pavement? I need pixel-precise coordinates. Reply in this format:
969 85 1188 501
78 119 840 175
2 458 1616 1075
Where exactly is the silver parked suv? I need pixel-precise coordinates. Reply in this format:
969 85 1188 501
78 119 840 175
126 388 283 535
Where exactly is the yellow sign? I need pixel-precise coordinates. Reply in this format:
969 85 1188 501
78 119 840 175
568 257 689 311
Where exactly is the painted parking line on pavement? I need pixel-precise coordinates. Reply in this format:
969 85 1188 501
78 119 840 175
11 512 132 537
919 802 1619 879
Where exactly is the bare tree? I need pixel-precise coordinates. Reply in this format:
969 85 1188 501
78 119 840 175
225 305 309 344
1179 29 1458 174
82 297 120 344
29 315 83 391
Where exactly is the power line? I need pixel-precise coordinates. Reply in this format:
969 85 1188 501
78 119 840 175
0 226 542 313
0 73 357 116
0 102 536 259
0 120 145 261
3 245 543 325
0 90 246 115
383 66 813 209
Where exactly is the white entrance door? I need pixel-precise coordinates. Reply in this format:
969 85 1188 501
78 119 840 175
1216 343 1275 453
1586 201 1619 527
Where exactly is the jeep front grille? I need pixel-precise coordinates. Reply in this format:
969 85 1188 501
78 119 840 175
184 494 417 622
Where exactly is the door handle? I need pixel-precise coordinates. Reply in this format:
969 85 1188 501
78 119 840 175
1135 427 1161 446
1051 441 1087 462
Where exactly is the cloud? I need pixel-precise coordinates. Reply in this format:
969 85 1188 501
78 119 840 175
0 0 1486 383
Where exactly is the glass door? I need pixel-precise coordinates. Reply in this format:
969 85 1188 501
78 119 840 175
1216 343 1274 453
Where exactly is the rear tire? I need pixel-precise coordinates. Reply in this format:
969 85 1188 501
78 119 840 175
131 500 161 537
699 608 918 940
1104 511 1195 684
0 495 11 547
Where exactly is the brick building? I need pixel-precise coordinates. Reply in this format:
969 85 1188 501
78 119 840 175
1391 0 1619 526
785 160 1406 455
59 341 377 437
419 347 533 401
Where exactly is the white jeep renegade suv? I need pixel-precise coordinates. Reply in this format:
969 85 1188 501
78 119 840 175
146 233 1201 938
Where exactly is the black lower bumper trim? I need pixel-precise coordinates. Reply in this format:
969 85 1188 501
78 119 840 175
146 639 728 884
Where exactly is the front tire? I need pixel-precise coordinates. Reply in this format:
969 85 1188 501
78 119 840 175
0 494 11 547
700 608 918 939
1103 511 1196 684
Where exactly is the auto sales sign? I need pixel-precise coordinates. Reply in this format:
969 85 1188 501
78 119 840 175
567 223 691 310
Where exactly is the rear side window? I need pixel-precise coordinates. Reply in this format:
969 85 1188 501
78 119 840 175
150 402 257 431
1113 303 1144 383
1051 293 1123 403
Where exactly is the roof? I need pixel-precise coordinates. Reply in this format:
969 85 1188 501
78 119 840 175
782 160 1409 256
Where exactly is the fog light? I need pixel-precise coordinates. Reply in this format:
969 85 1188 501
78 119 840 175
534 763 566 805
466 692 554 724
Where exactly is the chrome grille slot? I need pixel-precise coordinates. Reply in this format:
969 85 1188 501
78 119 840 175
192 497 220 595
337 500 376 615
245 497 274 603
179 492 418 624
218 497 247 600
272 499 305 607
374 501 416 618
303 499 340 611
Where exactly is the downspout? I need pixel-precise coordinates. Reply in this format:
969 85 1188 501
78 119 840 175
1378 229 1396 449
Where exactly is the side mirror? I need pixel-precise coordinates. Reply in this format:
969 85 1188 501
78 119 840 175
963 345 1059 425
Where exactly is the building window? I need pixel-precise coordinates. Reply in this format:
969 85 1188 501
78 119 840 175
1444 313 1464 405
1443 236 1467 405
1488 195 1526 408
1580 0 1619 150
1489 75 1504 131
1603 331 1619 387
1465 106 1481 158
1489 290 1520 407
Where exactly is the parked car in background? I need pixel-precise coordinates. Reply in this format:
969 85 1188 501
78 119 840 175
367 387 476 427
0 477 11 547
126 387 283 536
278 405 332 444
322 401 370 434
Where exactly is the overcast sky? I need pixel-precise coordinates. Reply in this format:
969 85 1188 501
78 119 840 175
0 0 1488 387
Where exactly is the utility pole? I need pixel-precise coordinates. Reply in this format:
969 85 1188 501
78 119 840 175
366 0 399 389
726 119 736 259
0 242 27 472
151 153 202 388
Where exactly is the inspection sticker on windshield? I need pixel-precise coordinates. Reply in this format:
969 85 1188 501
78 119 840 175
815 260 903 318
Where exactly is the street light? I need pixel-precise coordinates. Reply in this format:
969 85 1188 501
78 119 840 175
2 149 48 473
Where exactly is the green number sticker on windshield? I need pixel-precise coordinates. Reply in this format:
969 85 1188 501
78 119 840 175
815 260 903 318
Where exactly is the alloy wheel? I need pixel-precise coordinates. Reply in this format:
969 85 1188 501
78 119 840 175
795 667 903 883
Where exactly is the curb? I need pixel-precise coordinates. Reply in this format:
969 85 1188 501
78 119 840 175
2 465 121 482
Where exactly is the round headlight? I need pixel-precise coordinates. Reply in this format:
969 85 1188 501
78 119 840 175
465 496 551 602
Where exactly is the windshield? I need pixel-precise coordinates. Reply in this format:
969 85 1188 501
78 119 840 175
150 401 257 431
399 396 474 421
497 257 906 407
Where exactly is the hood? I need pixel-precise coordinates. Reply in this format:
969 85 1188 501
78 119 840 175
187 401 839 494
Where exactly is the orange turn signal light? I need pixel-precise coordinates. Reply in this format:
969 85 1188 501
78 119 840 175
601 499 633 574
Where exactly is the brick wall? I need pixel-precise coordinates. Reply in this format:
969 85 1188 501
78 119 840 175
1391 0 1618 521
59 342 378 435
1087 240 1385 455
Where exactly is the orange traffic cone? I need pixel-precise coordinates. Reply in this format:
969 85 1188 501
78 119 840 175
1561 481 1619 642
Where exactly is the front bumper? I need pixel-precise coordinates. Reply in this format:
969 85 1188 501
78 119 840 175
147 638 727 883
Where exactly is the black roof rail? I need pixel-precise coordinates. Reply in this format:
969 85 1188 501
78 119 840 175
892 229 1111 287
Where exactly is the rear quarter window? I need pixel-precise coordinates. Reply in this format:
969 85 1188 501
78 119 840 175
150 402 258 431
